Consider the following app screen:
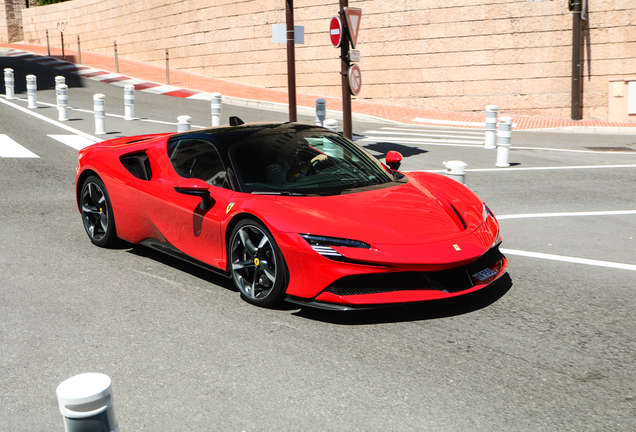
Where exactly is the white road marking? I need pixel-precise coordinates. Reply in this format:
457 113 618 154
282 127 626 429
48 135 96 150
497 210 636 220
0 134 39 158
500 248 636 272
362 136 636 154
369 127 484 136
0 97 102 143
409 164 636 173
413 118 486 127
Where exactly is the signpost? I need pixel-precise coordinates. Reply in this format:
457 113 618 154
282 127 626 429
334 1 361 139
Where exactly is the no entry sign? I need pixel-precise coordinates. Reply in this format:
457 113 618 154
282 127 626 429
330 16 342 48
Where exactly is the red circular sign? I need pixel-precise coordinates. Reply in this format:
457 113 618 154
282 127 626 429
330 16 342 48
348 64 362 95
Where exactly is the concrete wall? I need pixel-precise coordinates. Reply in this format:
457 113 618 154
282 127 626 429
19 0 636 120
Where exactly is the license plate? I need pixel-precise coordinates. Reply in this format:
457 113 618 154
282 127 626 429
472 268 498 281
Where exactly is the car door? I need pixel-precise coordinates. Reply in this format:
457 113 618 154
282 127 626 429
137 138 235 270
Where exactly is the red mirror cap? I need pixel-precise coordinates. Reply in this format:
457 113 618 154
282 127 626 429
386 151 403 164
175 178 210 192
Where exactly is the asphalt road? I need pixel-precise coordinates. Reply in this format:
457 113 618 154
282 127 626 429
1 55 635 431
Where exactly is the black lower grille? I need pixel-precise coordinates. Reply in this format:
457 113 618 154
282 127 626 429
324 246 504 296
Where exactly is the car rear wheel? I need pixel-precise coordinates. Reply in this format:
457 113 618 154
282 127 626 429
229 219 288 307
80 176 117 247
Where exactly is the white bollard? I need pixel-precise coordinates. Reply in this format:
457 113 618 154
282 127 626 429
26 75 37 108
324 119 338 133
484 105 498 149
443 160 468 184
94 94 106 135
4 68 14 100
177 115 191 132
124 85 135 120
56 373 119 432
496 116 513 168
315 99 326 126
211 93 221 126
55 76 65 95
57 84 68 121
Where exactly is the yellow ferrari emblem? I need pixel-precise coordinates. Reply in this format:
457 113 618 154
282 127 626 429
254 258 260 266
226 202 235 214
453 244 461 251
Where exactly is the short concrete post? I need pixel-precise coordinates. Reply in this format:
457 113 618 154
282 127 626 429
26 75 37 108
443 160 468 184
315 99 326 126
124 85 135 120
4 68 15 100
177 115 191 132
211 93 221 126
496 116 513 168
484 105 498 149
56 373 119 432
57 84 68 121
324 119 338 133
94 94 106 135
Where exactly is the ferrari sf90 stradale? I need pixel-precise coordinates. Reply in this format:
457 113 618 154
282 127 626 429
76 122 507 310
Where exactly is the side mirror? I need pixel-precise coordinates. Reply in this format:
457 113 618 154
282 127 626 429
386 151 403 171
174 179 212 210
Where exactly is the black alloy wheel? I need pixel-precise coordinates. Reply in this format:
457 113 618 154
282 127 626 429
80 176 117 247
229 219 288 307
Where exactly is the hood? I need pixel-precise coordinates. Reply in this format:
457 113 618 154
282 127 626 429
263 173 485 245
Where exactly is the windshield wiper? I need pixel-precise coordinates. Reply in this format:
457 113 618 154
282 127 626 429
251 191 306 196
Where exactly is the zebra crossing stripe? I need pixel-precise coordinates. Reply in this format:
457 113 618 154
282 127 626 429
48 135 96 150
0 134 39 158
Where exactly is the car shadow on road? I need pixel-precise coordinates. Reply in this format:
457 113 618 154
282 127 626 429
362 142 428 159
292 273 513 325
126 244 237 291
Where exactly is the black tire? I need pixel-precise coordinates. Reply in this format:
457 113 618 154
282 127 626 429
80 176 118 247
229 219 288 307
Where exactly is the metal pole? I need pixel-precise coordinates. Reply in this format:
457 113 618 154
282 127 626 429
114 41 119 73
77 35 81 64
61 31 65 60
571 1 582 120
285 0 297 122
339 0 352 139
166 49 170 85
46 29 50 56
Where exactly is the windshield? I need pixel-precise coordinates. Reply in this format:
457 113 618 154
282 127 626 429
228 125 399 195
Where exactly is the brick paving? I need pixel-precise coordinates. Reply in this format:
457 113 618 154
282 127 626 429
3 43 636 132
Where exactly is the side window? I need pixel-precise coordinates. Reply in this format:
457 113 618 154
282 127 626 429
169 139 229 188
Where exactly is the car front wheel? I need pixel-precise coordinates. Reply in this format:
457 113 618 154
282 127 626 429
80 176 117 247
229 219 288 307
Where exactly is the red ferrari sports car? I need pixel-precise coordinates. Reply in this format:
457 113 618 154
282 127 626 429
76 121 507 310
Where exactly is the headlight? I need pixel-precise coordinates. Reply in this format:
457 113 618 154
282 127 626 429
300 234 370 258
483 203 497 222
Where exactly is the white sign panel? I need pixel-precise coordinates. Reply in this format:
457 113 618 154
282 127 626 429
628 81 636 115
272 25 305 44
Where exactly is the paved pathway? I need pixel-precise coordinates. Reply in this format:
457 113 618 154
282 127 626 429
2 43 636 133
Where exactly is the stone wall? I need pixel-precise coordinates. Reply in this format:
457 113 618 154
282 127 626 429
0 0 36 43
19 0 636 120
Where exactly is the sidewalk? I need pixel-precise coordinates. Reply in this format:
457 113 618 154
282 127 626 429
2 43 636 133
